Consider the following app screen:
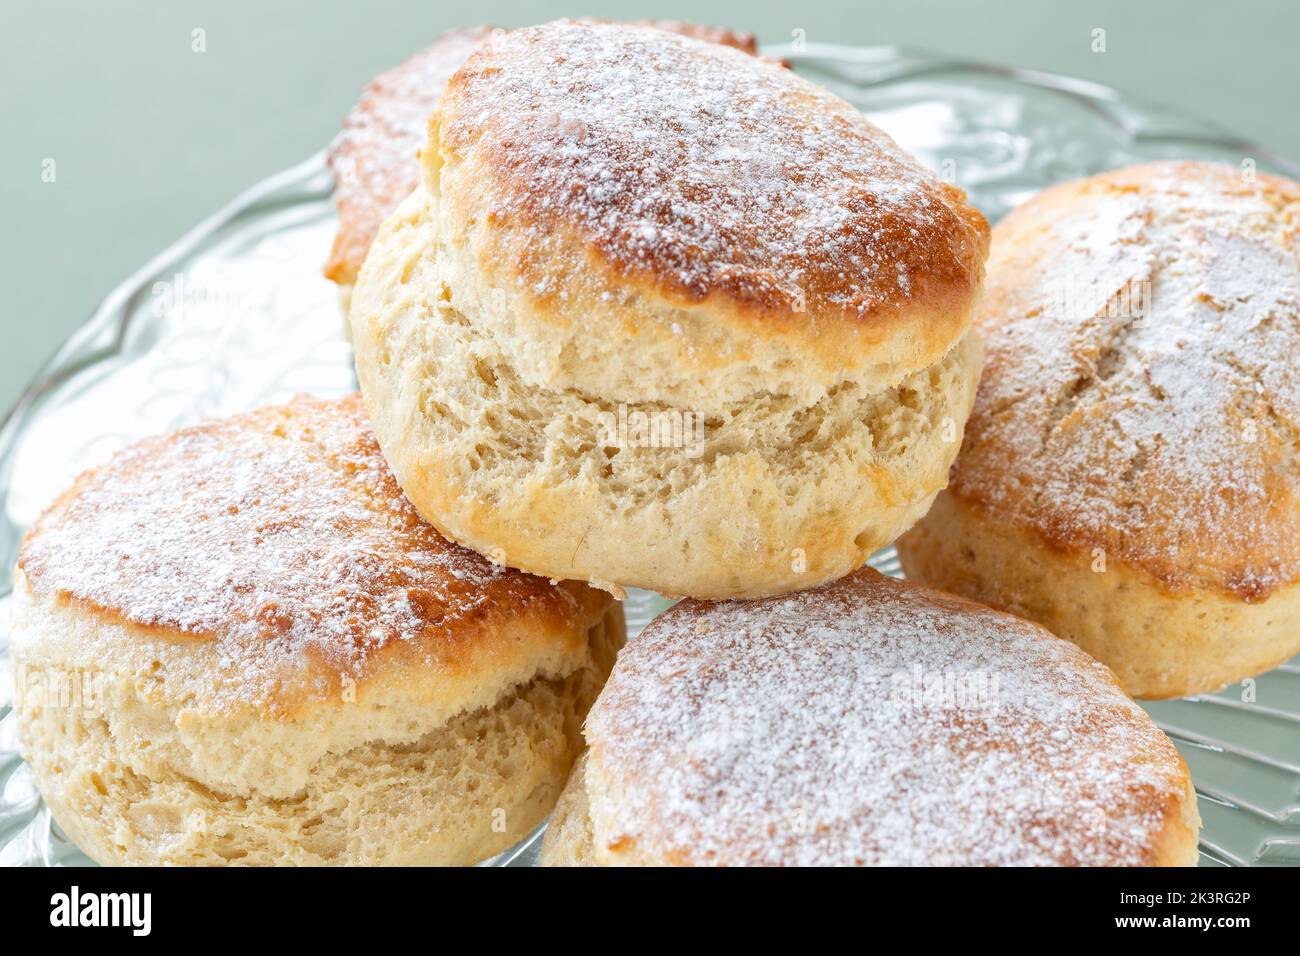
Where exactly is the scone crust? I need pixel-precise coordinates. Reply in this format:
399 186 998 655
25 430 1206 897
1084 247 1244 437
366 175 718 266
948 160 1300 601
325 21 762 289
17 393 611 722
569 568 1198 866
428 19 989 404
899 492 1300 698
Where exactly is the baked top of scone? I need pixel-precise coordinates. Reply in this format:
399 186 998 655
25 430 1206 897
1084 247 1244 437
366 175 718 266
429 19 989 380
324 21 761 287
583 568 1195 866
17 393 611 718
949 160 1300 600
326 26 495 287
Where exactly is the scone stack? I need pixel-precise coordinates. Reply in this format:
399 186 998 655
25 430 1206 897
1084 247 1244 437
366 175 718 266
33 18 1300 867
341 20 1200 866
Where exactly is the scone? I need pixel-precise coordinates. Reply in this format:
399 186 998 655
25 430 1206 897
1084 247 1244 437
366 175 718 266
540 568 1200 866
350 19 989 599
10 394 623 866
325 21 762 312
897 160 1300 699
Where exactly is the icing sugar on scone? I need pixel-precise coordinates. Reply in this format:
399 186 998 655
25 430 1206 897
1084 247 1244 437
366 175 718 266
325 21 762 289
580 569 1197 866
436 20 986 324
949 161 1300 599
18 394 607 714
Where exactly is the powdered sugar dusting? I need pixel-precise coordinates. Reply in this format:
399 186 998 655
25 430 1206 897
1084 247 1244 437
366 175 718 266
438 20 986 318
18 394 583 711
587 570 1187 866
326 22 762 284
953 162 1300 598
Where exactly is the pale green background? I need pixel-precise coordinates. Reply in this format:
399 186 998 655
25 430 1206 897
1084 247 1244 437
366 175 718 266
3 0 1298 413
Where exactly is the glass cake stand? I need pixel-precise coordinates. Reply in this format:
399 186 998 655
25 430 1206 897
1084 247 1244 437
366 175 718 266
1 43 1296 868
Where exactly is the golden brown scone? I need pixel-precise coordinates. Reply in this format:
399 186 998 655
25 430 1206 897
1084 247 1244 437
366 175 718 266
11 393 623 866
898 160 1300 699
540 568 1200 867
350 20 989 599
324 21 762 299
